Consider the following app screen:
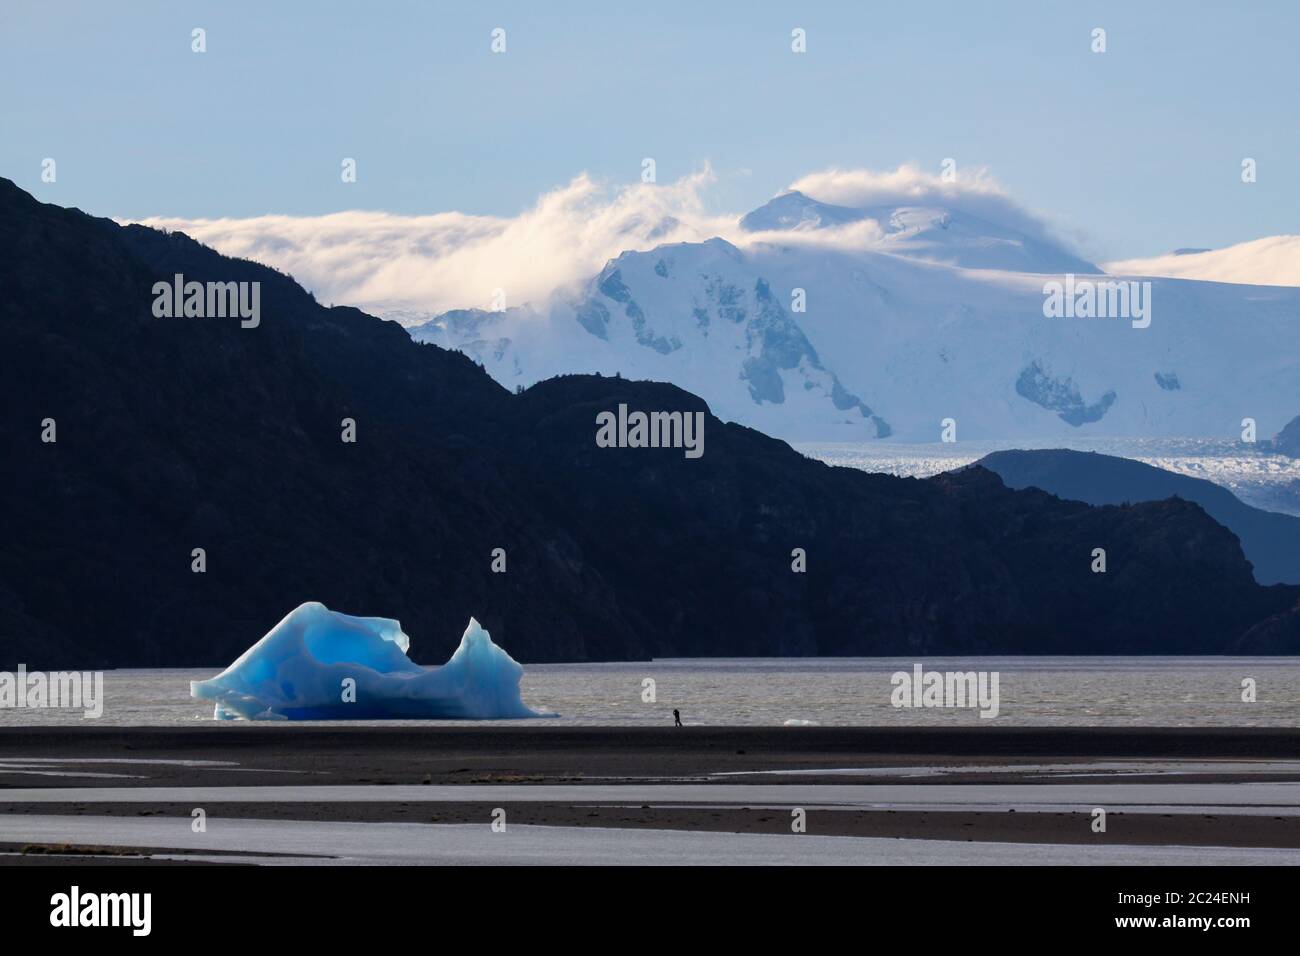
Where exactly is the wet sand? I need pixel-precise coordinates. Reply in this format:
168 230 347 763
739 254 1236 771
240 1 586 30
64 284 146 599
3 726 1300 862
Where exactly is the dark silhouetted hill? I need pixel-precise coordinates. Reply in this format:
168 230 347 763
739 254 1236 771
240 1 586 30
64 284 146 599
2 178 1297 666
979 448 1300 586
1267 415 1300 458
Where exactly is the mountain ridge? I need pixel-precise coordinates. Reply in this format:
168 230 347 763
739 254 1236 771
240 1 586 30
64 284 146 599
407 199 1300 443
979 449 1300 586
4 176 1299 666
740 190 1102 274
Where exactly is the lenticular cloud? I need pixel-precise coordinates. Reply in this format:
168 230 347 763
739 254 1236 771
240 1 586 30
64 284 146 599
190 602 546 720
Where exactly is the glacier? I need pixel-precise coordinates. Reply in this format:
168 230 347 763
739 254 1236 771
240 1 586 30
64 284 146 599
190 602 546 720
405 194 1300 443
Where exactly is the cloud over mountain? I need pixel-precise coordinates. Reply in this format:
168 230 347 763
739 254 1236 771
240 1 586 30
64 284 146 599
786 163 1065 246
129 164 1083 321
133 167 734 319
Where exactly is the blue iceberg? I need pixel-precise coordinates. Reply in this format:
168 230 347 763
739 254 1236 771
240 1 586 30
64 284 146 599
191 602 546 720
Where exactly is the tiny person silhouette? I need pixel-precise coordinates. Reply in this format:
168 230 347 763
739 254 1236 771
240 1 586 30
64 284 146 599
673 709 682 727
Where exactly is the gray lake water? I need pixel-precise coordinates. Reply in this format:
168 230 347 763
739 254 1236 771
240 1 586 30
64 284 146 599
3 657 1299 727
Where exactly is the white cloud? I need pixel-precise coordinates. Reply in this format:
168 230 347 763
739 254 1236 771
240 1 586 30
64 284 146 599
738 216 887 250
132 167 736 319
1105 236 1300 287
127 163 1083 320
786 163 1063 244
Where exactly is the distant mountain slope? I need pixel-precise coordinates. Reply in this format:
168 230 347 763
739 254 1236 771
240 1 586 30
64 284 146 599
1267 414 1300 458
740 190 1102 274
739 191 873 232
1106 236 1300 288
410 223 1300 442
979 449 1300 585
3 177 1298 667
410 237 895 440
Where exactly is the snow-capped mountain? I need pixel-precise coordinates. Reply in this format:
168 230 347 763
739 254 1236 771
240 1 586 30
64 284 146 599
409 196 1300 442
412 237 891 439
740 191 1101 275
1106 235 1300 288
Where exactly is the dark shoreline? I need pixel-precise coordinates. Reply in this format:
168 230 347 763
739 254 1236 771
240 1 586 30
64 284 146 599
5 725 1300 786
8 724 1300 751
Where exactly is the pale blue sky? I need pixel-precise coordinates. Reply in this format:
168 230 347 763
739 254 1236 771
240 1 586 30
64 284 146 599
1 0 1295 258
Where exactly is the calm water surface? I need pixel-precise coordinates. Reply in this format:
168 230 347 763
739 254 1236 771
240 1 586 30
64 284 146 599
4 657 1299 727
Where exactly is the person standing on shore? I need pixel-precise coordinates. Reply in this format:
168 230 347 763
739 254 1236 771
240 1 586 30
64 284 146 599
673 709 682 727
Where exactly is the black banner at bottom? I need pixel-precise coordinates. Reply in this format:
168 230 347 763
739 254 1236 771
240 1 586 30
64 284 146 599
0 865 1287 941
